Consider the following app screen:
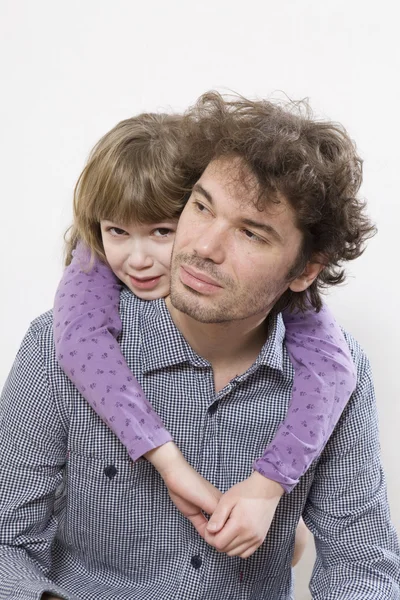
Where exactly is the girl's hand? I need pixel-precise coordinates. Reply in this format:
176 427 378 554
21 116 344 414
204 472 283 558
145 442 222 538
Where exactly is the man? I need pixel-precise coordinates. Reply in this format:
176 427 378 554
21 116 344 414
1 93 399 599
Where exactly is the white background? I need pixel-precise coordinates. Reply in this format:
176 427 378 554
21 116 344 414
0 1 399 597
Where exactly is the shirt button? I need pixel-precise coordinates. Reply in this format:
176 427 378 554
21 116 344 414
104 465 117 479
191 554 202 569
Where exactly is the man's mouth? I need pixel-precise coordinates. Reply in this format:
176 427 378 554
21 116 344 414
180 265 222 293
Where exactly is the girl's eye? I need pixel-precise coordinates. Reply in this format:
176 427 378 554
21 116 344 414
109 227 128 236
153 227 174 237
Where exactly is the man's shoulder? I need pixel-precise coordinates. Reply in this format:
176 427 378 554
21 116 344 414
22 310 53 343
29 309 54 333
12 310 58 377
341 328 371 375
340 328 374 397
26 309 55 349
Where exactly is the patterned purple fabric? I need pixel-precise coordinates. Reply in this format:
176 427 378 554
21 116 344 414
54 243 172 460
54 243 356 492
253 305 357 491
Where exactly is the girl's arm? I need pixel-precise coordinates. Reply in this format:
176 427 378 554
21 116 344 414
54 241 221 529
253 302 357 492
54 241 172 460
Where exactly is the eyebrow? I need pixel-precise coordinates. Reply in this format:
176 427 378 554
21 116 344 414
192 183 213 203
192 183 284 243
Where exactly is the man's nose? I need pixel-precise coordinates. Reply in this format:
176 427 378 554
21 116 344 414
192 222 226 264
126 240 154 270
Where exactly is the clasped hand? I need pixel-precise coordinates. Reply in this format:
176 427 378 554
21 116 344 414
204 472 283 558
146 442 283 558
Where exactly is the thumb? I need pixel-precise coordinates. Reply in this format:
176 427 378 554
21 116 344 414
207 496 233 533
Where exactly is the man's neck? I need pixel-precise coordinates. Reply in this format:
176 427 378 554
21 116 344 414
165 297 270 392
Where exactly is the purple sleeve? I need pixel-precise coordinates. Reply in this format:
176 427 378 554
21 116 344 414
253 302 357 493
53 241 172 460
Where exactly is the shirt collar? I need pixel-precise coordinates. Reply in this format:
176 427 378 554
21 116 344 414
254 312 285 372
120 289 285 375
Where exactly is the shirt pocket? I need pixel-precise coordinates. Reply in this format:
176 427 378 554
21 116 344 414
62 451 160 579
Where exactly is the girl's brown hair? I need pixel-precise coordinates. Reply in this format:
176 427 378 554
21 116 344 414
66 112 190 264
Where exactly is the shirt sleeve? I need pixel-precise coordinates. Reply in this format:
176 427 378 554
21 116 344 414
253 303 357 493
303 348 400 599
53 242 172 461
0 325 75 600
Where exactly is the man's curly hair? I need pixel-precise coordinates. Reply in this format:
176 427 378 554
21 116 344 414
181 92 377 312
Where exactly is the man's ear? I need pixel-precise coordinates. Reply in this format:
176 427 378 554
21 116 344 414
289 259 325 293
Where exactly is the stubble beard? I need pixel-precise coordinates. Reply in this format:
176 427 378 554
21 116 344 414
169 252 288 324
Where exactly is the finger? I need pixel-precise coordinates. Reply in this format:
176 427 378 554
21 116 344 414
223 534 254 555
204 517 240 551
239 543 261 559
227 541 253 557
207 497 234 533
187 511 209 539
226 542 260 558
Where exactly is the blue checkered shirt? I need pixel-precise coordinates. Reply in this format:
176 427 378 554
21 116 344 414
1 290 399 599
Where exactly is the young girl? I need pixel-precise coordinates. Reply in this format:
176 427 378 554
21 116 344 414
55 112 356 561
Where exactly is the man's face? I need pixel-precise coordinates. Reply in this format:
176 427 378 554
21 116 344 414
169 157 306 324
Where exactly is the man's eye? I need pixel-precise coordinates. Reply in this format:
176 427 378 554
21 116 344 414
242 229 263 243
153 228 174 237
194 201 209 213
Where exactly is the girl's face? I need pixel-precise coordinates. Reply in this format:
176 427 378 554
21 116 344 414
100 218 178 300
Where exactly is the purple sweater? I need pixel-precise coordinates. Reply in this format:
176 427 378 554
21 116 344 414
54 243 357 492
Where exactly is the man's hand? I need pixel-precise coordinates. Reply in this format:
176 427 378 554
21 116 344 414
204 471 284 558
145 442 222 538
